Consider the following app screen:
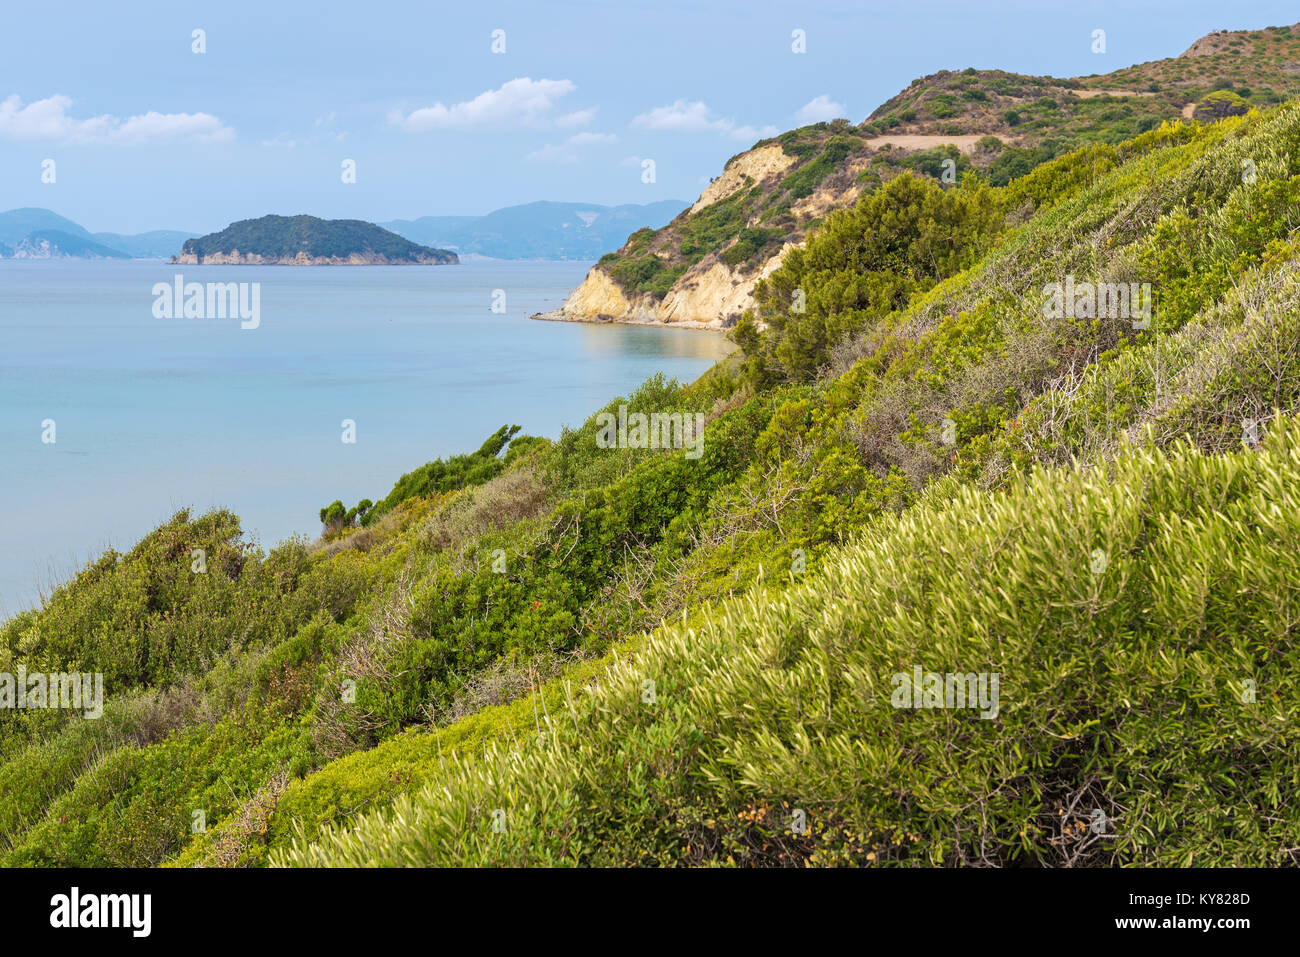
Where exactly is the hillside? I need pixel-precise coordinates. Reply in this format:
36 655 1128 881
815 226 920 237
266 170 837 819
382 200 687 260
5 29 1300 870
173 215 458 265
543 21 1300 328
0 208 198 260
2 230 129 260
93 229 198 259
0 202 683 263
0 208 93 247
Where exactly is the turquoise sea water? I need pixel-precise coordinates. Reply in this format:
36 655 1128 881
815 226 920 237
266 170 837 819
0 259 734 616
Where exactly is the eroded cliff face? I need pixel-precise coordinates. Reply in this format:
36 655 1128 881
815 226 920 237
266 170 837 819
556 266 658 321
541 243 797 329
656 246 796 325
690 144 795 215
538 143 810 328
537 136 871 328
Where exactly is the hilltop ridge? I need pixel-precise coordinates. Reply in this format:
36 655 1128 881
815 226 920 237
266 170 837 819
542 21 1300 328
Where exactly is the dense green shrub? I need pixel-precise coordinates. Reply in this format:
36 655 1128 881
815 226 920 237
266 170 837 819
280 420 1300 866
778 136 858 199
740 171 1002 384
354 425 523 526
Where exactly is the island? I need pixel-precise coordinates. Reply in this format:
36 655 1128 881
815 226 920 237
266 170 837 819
170 214 458 265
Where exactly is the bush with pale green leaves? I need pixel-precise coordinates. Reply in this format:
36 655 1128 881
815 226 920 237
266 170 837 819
277 420 1300 867
6 101 1300 869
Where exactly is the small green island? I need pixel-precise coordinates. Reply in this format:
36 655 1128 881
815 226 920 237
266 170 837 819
171 214 458 265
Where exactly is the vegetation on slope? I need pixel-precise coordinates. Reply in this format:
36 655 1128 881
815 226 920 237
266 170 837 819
282 422 1300 866
318 425 532 536
593 22 1300 307
177 215 458 263
5 57 1300 868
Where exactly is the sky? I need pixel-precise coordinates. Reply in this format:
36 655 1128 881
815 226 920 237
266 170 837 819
1 0 1295 234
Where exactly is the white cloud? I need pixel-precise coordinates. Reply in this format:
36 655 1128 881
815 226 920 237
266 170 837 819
795 94 846 125
392 78 578 131
524 143 575 163
729 123 780 142
114 111 232 143
0 94 233 144
633 99 777 142
525 131 616 164
633 99 730 134
556 107 597 128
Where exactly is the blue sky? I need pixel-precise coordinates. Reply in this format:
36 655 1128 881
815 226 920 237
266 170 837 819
1 0 1295 233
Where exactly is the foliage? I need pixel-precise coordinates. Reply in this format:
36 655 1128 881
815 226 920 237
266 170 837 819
8 84 1300 873
181 215 456 263
327 425 524 530
280 422 1300 867
740 171 1003 384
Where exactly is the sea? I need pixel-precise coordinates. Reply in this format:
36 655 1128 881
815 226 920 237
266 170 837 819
0 259 734 617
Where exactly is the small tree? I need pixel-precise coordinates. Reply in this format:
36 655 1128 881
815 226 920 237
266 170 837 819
321 499 348 535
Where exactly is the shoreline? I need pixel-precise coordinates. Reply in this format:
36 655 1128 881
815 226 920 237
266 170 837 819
168 256 457 266
530 308 726 332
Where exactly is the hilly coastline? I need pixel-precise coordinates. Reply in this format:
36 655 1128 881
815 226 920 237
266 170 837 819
0 202 689 263
381 200 687 260
542 21 1300 328
5 16 1300 877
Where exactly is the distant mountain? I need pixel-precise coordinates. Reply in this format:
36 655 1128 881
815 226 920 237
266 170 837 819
0 208 197 260
380 215 480 247
380 200 688 260
8 230 130 260
0 201 686 263
173 215 458 265
0 208 95 247
93 230 198 259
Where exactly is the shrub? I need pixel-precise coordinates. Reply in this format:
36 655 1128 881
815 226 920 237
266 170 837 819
279 421 1300 867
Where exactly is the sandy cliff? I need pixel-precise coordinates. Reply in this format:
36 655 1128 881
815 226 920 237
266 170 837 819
536 144 812 328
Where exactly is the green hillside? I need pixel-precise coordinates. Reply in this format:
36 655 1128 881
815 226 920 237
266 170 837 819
18 230 130 259
4 43 1300 868
177 214 457 264
0 208 93 247
593 21 1300 306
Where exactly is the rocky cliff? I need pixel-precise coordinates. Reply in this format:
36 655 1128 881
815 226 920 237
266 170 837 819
535 141 848 328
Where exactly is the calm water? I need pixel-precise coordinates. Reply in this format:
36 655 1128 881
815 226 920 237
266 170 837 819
0 260 734 616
